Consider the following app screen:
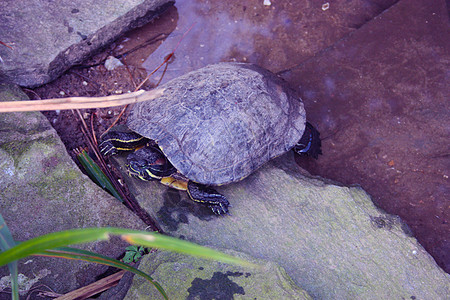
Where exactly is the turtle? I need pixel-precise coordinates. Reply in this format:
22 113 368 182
99 62 322 214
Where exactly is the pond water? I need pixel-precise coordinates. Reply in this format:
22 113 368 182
120 0 392 84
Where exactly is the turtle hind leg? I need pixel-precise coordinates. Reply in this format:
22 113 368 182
187 181 230 215
293 122 323 159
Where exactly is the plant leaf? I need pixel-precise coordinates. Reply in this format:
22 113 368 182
77 150 124 202
0 227 256 299
0 227 255 268
0 215 19 300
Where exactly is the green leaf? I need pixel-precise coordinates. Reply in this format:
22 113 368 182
121 231 256 268
123 251 135 263
0 227 256 299
76 149 124 202
0 227 112 265
123 245 144 263
0 214 19 300
0 227 255 268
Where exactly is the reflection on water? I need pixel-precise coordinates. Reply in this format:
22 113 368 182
137 0 379 85
142 0 276 84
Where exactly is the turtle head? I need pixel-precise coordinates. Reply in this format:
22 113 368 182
126 146 176 181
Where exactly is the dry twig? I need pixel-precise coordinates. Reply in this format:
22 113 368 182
54 270 126 300
0 88 164 113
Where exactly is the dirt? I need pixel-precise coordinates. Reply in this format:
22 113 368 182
30 41 159 160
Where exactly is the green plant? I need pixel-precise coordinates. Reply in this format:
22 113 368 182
0 214 18 299
123 245 146 263
76 149 124 202
0 216 254 300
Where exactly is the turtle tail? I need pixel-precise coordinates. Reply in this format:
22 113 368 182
293 122 322 159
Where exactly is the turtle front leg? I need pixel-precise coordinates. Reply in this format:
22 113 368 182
99 131 148 156
161 176 230 215
187 181 230 215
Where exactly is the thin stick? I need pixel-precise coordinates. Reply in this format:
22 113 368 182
75 111 101 162
54 270 126 300
0 88 164 113
90 112 98 145
125 65 138 89
0 41 13 49
154 59 170 88
22 88 42 100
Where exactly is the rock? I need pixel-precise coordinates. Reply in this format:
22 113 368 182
0 83 145 296
0 0 174 88
124 249 312 299
116 151 450 299
104 56 124 71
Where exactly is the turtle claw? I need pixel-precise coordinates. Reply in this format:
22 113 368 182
209 203 230 215
98 140 118 156
187 181 230 215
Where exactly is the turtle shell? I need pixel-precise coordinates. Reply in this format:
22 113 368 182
127 62 306 185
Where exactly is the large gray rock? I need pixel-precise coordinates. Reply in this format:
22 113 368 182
0 0 174 87
118 152 450 299
0 83 145 296
125 250 312 299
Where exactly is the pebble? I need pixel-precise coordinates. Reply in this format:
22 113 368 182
104 56 123 71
